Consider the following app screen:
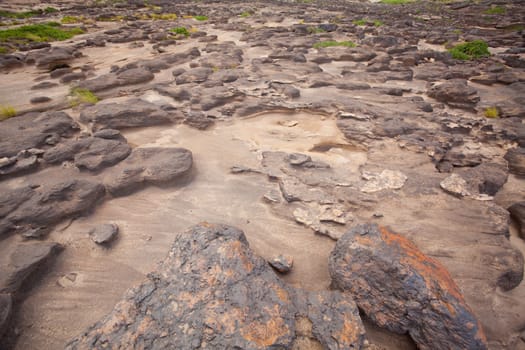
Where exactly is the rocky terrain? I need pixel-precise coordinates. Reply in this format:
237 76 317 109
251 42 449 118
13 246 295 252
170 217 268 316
0 0 524 349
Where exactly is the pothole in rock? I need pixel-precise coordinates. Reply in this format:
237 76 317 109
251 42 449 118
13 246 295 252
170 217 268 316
13 111 368 349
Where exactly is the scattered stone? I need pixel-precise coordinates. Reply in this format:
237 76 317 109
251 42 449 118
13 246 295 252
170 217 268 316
269 254 294 273
89 223 119 244
66 224 366 349
30 96 52 104
263 189 281 203
329 223 488 350
440 173 471 197
287 153 311 166
361 170 407 193
57 273 78 288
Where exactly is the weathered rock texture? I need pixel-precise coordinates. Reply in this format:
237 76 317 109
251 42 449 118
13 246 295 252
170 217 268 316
329 223 488 350
103 147 193 196
67 223 366 350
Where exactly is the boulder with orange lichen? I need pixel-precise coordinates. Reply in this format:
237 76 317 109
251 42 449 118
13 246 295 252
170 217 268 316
329 223 488 350
66 223 366 350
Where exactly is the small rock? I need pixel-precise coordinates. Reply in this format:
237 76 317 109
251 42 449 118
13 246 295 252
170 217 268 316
440 173 470 197
504 147 525 176
509 202 525 239
30 96 52 104
89 223 118 244
269 254 293 273
57 273 78 288
361 170 407 193
263 189 281 203
287 153 311 166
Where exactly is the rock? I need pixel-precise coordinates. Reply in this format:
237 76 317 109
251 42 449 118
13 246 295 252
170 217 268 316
44 137 131 171
78 67 154 92
329 223 488 350
0 293 11 339
184 111 215 130
504 147 525 176
427 79 479 110
361 170 407 193
175 67 214 85
0 241 63 294
287 153 311 166
269 254 293 273
0 111 78 158
440 173 470 197
66 224 366 349
79 99 173 131
30 81 59 90
104 147 193 196
0 179 105 237
508 202 525 239
89 223 118 244
30 96 52 104
0 150 38 177
460 163 508 196
34 47 77 70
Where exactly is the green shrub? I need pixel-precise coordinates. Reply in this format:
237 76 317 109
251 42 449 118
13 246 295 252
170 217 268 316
484 107 499 118
149 13 177 20
484 6 505 15
448 40 490 60
0 22 83 43
171 26 189 37
61 15 82 24
307 26 325 34
70 88 99 106
373 20 384 27
313 40 356 49
240 11 252 18
194 15 208 21
353 19 366 26
0 105 16 120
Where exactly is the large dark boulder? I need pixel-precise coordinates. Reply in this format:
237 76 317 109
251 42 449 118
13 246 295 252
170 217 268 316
329 223 488 350
427 79 480 110
67 223 366 349
504 147 525 176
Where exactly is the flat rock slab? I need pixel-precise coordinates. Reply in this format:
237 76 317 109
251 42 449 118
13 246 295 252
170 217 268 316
79 99 173 131
0 179 105 237
0 241 63 294
0 111 78 158
67 223 366 349
103 147 193 196
329 223 488 350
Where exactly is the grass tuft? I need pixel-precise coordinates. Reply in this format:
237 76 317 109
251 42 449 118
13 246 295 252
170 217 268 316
0 22 83 43
240 11 252 18
313 40 356 49
448 40 490 60
194 15 208 21
484 6 505 15
149 13 177 20
0 104 16 120
171 26 189 37
70 88 98 107
484 107 499 118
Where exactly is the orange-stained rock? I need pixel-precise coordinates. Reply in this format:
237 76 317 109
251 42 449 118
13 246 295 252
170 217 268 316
329 223 488 350
67 223 366 350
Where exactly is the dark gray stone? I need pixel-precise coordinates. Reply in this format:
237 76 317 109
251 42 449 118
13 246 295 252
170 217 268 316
89 223 119 244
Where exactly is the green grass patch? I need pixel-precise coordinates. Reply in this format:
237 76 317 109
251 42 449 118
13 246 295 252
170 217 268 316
448 40 490 60
97 15 124 22
313 40 356 49
307 26 325 34
0 22 83 44
0 46 8 54
484 6 505 15
353 19 366 26
0 104 16 120
0 10 39 19
484 107 499 118
353 19 384 27
70 88 98 107
194 15 208 21
61 15 83 24
171 26 189 37
373 20 384 27
149 13 177 20
43 7 59 14
240 11 252 18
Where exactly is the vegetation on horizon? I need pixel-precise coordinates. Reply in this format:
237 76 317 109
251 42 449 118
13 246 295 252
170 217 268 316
448 40 490 60
0 7 58 19
313 40 356 49
0 22 83 44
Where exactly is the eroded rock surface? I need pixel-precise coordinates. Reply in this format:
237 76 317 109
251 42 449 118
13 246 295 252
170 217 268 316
329 223 488 350
67 223 366 350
